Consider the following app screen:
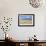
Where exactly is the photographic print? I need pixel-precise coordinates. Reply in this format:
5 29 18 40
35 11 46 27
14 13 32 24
18 14 35 26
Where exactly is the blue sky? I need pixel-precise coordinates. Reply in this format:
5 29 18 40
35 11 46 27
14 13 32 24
19 15 32 20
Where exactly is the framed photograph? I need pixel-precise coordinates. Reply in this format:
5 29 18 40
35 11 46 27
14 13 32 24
18 14 35 26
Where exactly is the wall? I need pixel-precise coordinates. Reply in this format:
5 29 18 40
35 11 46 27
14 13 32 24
0 0 46 40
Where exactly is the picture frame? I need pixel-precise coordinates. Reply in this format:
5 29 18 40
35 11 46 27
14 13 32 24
18 14 35 26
